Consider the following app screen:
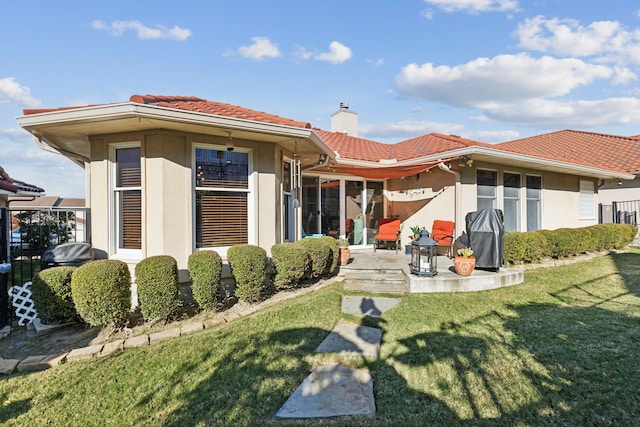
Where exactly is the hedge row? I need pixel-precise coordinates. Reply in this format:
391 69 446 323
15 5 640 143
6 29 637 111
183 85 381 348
503 223 638 265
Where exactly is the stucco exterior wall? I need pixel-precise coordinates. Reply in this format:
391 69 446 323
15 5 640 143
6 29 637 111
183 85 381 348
599 177 640 204
88 129 282 281
385 167 457 246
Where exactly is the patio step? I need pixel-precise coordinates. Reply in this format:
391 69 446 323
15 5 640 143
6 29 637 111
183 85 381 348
343 269 408 293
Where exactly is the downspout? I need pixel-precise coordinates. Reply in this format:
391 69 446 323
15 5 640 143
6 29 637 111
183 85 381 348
437 161 462 235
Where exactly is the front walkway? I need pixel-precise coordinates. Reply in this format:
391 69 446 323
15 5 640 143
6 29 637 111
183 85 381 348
340 248 524 293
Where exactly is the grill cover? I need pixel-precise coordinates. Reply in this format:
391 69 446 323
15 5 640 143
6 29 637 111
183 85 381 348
40 242 95 270
465 209 504 270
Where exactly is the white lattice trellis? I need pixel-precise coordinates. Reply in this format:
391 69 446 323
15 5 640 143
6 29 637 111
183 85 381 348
9 281 38 326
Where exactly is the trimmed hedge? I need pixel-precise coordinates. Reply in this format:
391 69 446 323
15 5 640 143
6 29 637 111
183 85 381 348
188 250 223 310
297 238 331 278
135 255 179 321
31 266 78 324
503 224 637 265
228 244 267 303
320 236 339 275
71 259 131 326
270 243 309 290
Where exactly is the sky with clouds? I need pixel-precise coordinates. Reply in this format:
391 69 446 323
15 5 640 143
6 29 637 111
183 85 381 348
1 0 639 198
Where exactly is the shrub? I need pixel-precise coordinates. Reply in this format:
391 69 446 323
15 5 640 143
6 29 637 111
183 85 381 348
297 238 330 278
135 255 179 321
228 244 267 303
319 236 339 274
188 250 223 310
503 232 526 265
31 266 78 324
270 243 309 290
522 231 547 263
71 259 131 326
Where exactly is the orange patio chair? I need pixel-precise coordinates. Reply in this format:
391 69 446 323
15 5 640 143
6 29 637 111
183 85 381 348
431 220 455 258
374 218 401 253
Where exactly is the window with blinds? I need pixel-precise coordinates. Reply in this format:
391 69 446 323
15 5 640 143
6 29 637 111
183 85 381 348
115 147 141 250
195 148 250 248
580 179 595 219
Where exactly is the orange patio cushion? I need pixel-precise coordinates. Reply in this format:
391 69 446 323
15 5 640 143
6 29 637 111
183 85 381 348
375 218 401 240
431 220 454 245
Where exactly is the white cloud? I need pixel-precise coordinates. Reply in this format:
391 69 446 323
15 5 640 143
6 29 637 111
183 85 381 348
293 45 312 62
315 41 353 64
424 0 519 14
483 97 640 128
0 77 41 108
360 120 464 139
236 37 281 60
514 16 640 64
91 20 191 41
396 53 616 108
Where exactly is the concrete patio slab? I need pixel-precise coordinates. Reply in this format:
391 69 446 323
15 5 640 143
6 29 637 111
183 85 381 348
341 296 400 317
275 364 375 419
315 321 382 358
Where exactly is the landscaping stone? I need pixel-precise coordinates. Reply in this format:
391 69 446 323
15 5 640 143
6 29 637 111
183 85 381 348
180 320 204 335
341 296 400 317
124 335 149 349
0 326 10 339
150 327 181 344
31 317 76 336
66 344 104 362
276 364 375 419
16 353 66 372
0 358 20 375
203 316 226 328
315 321 383 358
101 340 124 356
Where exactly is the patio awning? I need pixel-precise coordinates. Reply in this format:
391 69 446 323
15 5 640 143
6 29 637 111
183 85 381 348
331 163 439 180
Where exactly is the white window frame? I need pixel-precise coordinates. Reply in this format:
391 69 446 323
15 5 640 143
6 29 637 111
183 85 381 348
503 171 522 231
525 175 542 231
579 179 596 219
192 143 254 256
477 169 498 211
109 142 143 259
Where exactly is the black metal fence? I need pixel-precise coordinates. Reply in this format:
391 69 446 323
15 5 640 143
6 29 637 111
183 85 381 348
0 206 90 327
599 200 640 225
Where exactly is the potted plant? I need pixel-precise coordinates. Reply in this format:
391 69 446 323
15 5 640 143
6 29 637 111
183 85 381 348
406 225 422 254
453 247 475 276
338 237 350 265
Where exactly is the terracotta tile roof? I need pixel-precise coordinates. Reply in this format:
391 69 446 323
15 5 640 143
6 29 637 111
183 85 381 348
314 129 484 162
0 166 45 194
313 129 392 161
24 95 312 130
129 95 312 129
494 130 640 174
389 133 485 161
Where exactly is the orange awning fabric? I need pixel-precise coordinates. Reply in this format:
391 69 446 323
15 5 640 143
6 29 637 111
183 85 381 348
331 163 439 179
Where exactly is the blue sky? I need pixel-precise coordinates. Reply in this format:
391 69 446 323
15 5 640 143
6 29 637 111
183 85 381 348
2 0 640 198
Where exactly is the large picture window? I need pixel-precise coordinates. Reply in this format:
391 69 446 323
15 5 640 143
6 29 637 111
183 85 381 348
195 147 250 248
113 145 141 251
477 170 497 211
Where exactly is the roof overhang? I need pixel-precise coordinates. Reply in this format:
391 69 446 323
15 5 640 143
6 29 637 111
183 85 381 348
328 145 634 181
17 102 336 167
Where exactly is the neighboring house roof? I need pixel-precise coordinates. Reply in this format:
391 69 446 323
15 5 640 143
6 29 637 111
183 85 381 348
0 166 45 195
494 130 640 175
8 196 85 209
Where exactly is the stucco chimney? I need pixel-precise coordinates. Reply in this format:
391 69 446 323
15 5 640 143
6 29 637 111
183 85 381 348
331 102 358 136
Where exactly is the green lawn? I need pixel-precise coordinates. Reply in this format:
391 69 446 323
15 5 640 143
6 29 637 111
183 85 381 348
1 249 640 426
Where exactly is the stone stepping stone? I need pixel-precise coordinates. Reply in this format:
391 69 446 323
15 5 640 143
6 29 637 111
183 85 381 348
276 364 375 419
341 296 400 317
315 321 382 358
